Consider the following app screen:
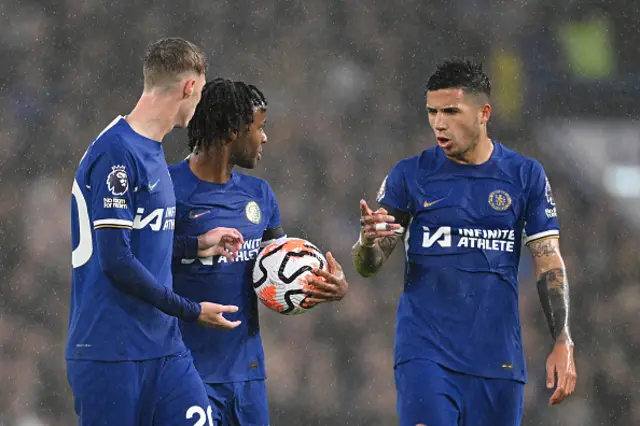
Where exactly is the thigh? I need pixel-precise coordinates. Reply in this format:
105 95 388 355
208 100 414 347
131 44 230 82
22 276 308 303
204 382 234 426
67 360 142 426
394 359 463 426
230 380 270 426
462 377 524 426
153 351 212 426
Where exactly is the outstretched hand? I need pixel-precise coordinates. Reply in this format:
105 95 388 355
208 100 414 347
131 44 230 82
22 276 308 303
359 200 400 245
198 302 242 330
197 227 244 261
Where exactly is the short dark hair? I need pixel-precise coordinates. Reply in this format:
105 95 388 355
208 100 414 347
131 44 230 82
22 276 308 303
143 38 206 89
426 59 491 98
188 78 267 153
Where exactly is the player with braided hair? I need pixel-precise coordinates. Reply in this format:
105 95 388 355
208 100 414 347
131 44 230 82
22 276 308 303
187 78 267 154
170 78 349 425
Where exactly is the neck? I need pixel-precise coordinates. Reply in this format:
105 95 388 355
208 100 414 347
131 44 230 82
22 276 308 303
125 91 179 142
451 135 494 165
189 146 234 183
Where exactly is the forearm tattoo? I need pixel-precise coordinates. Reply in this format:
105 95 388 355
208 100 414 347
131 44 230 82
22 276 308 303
352 234 400 277
530 239 557 258
536 268 572 344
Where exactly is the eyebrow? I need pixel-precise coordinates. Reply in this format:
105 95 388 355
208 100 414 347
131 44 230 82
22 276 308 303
426 105 461 110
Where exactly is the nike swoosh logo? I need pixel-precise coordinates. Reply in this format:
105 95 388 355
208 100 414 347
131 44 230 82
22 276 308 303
148 179 160 191
189 210 211 220
423 198 445 208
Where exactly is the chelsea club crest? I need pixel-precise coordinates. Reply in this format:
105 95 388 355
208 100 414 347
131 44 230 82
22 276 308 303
488 189 512 211
245 201 262 224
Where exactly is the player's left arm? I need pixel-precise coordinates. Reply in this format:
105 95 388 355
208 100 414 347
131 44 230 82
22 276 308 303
530 237 572 345
529 237 576 405
303 251 348 304
524 160 576 405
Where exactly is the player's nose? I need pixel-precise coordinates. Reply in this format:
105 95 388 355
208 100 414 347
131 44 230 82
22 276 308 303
434 113 447 130
261 132 267 144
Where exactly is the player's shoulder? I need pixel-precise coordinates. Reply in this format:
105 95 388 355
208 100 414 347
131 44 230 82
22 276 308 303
389 146 443 175
168 160 199 202
493 142 545 175
235 172 274 195
78 117 138 172
86 117 140 161
94 116 130 146
168 159 189 180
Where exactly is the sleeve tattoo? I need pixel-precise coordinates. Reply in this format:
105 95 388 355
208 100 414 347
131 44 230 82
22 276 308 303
530 239 573 344
352 233 402 278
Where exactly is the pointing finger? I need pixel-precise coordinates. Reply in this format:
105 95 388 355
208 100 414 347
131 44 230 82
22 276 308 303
360 199 373 217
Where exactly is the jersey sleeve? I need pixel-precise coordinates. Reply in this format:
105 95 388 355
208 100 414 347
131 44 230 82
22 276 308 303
266 183 282 230
96 227 201 321
261 183 285 245
376 161 411 213
173 235 199 259
89 140 139 231
524 160 560 245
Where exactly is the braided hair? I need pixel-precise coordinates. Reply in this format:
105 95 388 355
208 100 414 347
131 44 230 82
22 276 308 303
188 78 267 153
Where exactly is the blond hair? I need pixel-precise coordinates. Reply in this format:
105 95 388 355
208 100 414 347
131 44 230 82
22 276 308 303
143 38 206 89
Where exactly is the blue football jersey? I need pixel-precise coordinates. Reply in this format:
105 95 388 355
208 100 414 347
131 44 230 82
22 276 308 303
67 116 185 361
378 142 559 383
170 160 282 384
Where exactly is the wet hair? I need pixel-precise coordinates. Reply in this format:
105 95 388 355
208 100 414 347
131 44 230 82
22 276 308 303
426 58 491 98
143 38 206 89
188 78 267 153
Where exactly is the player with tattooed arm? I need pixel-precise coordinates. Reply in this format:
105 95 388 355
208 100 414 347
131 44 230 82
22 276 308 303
352 59 576 426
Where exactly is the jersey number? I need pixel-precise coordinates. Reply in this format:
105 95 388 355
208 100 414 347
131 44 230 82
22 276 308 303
72 179 93 268
186 405 213 426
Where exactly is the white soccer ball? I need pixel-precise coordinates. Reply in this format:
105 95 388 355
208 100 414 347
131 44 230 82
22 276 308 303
252 237 328 315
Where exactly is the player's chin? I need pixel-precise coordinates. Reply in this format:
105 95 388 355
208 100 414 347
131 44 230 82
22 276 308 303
439 142 456 153
443 144 463 156
250 153 261 168
237 157 259 169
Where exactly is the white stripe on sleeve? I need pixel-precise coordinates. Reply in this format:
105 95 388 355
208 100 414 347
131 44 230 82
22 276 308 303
525 229 559 244
94 218 134 228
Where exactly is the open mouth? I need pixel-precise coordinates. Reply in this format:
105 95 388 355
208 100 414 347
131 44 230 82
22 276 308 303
437 137 452 149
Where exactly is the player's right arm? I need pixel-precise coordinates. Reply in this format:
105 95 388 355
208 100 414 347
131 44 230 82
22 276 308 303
352 164 411 277
87 143 240 329
352 201 405 277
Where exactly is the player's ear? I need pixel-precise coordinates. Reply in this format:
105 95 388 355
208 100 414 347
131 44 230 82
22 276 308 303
479 103 491 125
224 129 239 143
182 78 196 100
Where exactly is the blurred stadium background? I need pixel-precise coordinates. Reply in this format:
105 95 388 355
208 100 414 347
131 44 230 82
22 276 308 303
0 0 637 425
